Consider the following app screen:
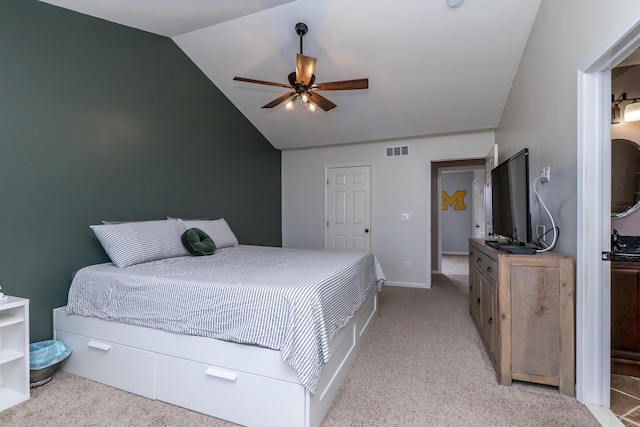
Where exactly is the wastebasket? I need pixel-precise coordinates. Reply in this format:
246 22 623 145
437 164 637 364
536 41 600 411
29 340 71 388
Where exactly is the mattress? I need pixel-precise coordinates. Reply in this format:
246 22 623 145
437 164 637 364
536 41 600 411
66 245 385 392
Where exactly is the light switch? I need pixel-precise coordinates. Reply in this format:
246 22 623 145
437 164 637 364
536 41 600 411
401 213 410 222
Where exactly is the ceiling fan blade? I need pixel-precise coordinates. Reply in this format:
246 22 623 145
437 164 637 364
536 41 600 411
312 78 369 91
309 92 337 111
296 54 317 85
233 76 292 89
262 91 295 109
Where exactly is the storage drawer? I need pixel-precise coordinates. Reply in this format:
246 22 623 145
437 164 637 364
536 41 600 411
156 354 305 427
470 246 497 282
55 330 155 398
356 291 377 338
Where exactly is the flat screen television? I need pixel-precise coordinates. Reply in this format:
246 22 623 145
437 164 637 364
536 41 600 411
490 148 532 247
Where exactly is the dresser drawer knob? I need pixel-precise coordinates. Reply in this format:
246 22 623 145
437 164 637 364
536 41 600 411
476 298 481 305
486 266 492 273
87 341 111 351
205 367 237 382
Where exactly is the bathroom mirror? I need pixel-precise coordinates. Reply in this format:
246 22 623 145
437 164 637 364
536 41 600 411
612 138 640 217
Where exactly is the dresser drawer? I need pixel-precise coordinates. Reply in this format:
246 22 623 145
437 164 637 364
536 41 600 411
55 330 155 398
156 354 305 427
470 246 497 282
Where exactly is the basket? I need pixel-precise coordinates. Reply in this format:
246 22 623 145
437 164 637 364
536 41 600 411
30 364 58 388
29 340 71 388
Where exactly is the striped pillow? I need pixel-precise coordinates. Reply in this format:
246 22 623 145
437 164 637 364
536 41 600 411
178 218 239 249
91 219 189 268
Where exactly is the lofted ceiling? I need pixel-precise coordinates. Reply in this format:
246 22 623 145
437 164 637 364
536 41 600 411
38 0 541 150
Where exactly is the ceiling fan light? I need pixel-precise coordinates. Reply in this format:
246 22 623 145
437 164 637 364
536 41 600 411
285 98 295 111
624 102 640 122
306 102 316 112
300 93 310 103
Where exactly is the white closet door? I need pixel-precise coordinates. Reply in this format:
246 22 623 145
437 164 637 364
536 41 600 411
326 165 371 251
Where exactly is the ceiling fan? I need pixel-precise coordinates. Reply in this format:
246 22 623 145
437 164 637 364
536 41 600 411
233 22 368 112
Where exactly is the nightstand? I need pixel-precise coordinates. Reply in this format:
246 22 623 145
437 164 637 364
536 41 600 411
0 296 29 411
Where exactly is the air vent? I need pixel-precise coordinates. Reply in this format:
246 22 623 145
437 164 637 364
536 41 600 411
385 145 409 157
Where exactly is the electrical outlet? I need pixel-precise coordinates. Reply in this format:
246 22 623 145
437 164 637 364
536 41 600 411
537 225 546 243
404 261 411 269
540 166 550 183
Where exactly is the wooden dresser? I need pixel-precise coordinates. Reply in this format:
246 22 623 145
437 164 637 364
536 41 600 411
468 239 575 395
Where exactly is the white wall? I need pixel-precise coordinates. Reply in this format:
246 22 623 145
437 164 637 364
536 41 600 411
495 0 640 407
496 0 640 258
282 131 494 288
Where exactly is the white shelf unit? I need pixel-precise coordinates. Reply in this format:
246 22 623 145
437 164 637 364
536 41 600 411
0 297 29 412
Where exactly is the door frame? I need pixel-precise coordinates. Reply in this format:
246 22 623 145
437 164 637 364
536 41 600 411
429 156 488 282
577 8 640 408
324 162 374 252
471 175 485 240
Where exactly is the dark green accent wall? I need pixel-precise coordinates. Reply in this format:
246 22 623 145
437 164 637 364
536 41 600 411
0 1 282 342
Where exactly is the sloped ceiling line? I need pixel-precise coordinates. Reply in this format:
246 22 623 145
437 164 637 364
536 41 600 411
38 0 542 150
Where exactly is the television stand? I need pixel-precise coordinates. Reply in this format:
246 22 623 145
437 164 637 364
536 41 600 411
468 238 575 395
484 240 537 254
498 244 537 255
485 240 500 249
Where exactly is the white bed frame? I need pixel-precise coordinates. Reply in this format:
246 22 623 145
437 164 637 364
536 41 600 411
53 288 377 427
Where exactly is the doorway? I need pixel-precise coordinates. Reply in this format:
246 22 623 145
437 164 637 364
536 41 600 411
431 159 485 274
608 53 640 422
577 8 640 411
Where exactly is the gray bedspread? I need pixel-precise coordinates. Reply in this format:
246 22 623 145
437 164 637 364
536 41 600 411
66 245 385 393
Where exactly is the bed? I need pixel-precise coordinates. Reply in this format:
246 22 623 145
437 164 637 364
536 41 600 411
53 219 384 427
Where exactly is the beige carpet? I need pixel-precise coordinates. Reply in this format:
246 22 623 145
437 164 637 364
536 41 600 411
0 275 599 427
441 254 469 275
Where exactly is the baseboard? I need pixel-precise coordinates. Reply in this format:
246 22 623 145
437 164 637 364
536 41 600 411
383 281 429 289
442 251 469 256
433 271 469 275
611 357 640 377
585 404 624 427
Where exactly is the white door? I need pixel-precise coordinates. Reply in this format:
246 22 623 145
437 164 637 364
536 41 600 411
326 165 371 251
472 176 486 238
485 144 498 239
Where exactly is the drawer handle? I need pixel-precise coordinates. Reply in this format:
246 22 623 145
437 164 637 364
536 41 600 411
486 266 492 273
87 341 111 351
488 317 493 324
205 367 237 382
477 257 481 264
476 298 481 305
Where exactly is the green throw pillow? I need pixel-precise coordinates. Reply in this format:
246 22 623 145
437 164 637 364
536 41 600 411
181 228 216 256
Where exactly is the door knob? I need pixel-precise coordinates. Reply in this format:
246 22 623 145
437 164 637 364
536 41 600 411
364 228 370 233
